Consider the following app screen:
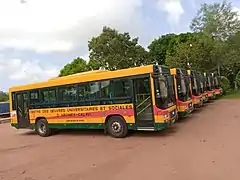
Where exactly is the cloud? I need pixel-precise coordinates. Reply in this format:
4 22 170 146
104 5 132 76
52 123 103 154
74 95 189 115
156 0 184 28
0 0 143 53
233 7 240 20
0 58 59 85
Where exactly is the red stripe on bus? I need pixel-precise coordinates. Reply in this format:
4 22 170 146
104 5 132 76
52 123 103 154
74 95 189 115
40 109 135 120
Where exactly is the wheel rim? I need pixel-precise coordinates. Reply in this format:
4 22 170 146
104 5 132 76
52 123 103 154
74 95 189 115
39 122 47 134
111 122 122 133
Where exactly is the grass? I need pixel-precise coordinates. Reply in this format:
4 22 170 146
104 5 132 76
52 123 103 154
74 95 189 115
223 92 240 99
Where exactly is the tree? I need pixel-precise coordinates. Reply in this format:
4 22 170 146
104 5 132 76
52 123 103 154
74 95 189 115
148 32 201 65
190 0 240 41
59 57 88 77
0 91 9 102
190 0 240 80
220 31 240 86
88 26 150 70
148 33 176 65
165 33 217 71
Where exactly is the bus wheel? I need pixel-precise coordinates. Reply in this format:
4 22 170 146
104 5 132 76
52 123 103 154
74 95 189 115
107 116 128 138
35 118 51 137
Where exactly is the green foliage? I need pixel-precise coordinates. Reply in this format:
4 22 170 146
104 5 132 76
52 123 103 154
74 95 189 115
190 0 240 40
235 71 240 90
88 26 150 70
220 76 231 94
221 32 240 79
223 92 240 99
165 33 217 71
59 57 88 77
0 91 9 102
148 32 199 65
148 33 176 65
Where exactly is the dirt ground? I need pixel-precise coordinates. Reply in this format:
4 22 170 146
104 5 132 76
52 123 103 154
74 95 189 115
0 99 240 180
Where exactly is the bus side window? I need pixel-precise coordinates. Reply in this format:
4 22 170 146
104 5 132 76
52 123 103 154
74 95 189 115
12 92 16 110
30 90 40 104
48 89 56 102
40 89 56 104
89 82 100 100
78 82 100 105
41 90 49 103
58 85 77 101
100 80 111 98
113 79 132 97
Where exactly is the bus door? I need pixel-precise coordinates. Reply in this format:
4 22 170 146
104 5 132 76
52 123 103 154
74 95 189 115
133 76 154 129
16 92 30 128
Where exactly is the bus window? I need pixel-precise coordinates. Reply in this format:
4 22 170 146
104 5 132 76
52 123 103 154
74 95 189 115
48 89 56 102
101 79 131 99
101 80 111 98
58 86 76 101
78 82 100 101
30 90 39 104
12 92 16 110
113 79 131 97
40 89 56 103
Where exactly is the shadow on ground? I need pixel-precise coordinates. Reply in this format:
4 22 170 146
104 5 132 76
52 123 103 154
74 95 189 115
19 125 180 138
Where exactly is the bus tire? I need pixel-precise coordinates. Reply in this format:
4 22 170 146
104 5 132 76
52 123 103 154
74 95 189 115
35 118 51 137
107 116 128 138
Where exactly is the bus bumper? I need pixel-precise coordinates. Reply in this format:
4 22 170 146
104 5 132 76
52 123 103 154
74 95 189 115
202 93 208 103
215 88 223 96
193 95 203 108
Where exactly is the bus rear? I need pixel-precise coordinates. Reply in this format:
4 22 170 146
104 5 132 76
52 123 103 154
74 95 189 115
9 64 177 138
171 68 193 118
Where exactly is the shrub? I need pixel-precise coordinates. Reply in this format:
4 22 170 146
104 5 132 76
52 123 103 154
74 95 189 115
235 71 240 90
221 76 231 94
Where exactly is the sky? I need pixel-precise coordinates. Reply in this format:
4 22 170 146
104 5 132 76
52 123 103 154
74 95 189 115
0 0 240 91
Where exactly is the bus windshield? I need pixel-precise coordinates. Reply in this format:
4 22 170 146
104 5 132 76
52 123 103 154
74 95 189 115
214 76 219 88
191 74 201 96
199 75 204 93
207 76 212 90
176 75 190 102
155 75 175 109
158 75 168 99
166 75 176 105
185 76 192 100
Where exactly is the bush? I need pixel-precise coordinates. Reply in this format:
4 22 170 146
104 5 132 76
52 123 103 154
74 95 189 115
235 71 240 90
221 76 231 94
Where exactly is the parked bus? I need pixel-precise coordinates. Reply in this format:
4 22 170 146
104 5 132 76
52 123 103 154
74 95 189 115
187 70 203 108
9 65 177 138
204 72 215 99
212 72 223 96
0 102 10 118
199 72 208 103
170 68 193 118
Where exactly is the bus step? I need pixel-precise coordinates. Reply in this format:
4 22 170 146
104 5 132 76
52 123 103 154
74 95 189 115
136 120 154 128
137 127 155 131
137 113 153 120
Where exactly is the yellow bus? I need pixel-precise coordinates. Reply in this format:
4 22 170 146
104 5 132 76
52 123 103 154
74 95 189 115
9 65 177 138
198 71 208 103
204 72 216 99
187 70 203 108
170 68 193 118
212 72 223 96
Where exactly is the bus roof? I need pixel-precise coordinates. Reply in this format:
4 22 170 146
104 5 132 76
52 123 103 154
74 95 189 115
9 65 155 92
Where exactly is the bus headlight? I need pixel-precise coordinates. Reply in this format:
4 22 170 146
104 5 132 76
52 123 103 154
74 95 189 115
163 114 168 118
